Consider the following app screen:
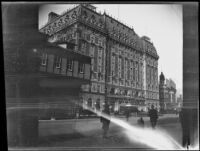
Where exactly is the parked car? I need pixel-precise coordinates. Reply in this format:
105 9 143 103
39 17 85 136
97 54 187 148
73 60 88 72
119 104 139 115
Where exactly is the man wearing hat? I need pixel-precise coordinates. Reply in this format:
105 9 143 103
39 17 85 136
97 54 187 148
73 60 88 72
100 103 111 138
148 105 158 129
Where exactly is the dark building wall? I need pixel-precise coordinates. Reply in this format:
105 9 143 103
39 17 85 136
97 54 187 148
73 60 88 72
3 3 91 146
183 4 199 108
182 3 198 147
3 4 42 147
39 47 91 80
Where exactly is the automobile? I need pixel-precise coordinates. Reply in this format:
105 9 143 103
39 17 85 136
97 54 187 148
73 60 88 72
119 104 139 115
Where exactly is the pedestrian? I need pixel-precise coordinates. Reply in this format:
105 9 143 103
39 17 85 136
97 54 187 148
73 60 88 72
179 109 190 148
100 103 110 139
148 105 158 129
125 108 130 121
175 109 178 115
137 116 144 128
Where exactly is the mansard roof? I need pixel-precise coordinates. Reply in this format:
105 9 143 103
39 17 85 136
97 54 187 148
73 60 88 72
39 4 159 59
39 5 80 31
141 36 159 59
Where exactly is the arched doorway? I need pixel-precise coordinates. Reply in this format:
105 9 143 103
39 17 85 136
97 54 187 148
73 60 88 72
96 99 100 110
87 98 92 107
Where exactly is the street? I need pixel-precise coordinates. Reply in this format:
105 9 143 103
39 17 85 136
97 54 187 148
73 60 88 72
37 114 182 149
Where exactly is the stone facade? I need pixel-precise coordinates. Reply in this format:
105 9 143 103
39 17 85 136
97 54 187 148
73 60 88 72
39 4 159 112
159 72 177 111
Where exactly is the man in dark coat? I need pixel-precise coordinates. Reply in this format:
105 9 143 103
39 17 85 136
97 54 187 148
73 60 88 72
100 103 110 138
179 109 190 148
125 108 130 121
148 105 158 129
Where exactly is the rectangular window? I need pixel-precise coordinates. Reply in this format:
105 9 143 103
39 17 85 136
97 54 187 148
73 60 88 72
81 42 86 52
91 35 95 43
41 53 48 65
67 59 73 71
98 66 102 73
78 62 84 73
98 85 101 92
99 39 102 47
55 56 62 68
98 48 102 57
95 37 98 44
73 31 76 38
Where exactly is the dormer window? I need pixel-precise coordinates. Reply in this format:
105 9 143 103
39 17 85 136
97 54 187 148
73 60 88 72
82 11 87 19
58 19 63 26
99 18 103 24
91 15 96 24
64 15 69 22
53 22 57 28
111 19 113 23
71 11 77 19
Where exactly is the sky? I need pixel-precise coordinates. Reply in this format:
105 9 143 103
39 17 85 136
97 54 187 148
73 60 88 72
39 4 183 95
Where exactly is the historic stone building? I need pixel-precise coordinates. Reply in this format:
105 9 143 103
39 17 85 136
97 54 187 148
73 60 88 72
104 14 159 112
39 4 159 112
159 72 177 112
141 36 159 111
165 78 177 103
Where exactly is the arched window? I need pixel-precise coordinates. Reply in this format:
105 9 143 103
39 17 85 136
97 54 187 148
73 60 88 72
96 99 100 110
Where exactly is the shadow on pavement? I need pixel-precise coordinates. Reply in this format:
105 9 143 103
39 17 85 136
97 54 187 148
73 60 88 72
38 132 85 146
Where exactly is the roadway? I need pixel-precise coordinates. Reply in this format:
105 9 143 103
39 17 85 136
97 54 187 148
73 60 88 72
37 114 182 149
